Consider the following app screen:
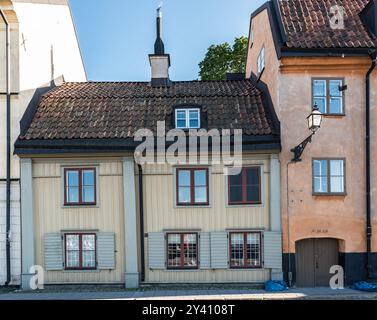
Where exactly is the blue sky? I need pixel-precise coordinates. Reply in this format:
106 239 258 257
69 0 265 81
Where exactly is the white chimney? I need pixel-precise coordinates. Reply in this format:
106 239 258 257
149 5 171 86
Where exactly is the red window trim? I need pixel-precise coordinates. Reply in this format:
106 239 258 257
64 168 97 206
166 232 199 270
64 233 97 271
176 168 209 206
229 232 262 269
228 167 262 205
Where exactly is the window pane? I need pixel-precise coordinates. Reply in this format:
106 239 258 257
313 80 326 96
189 119 199 128
246 168 259 185
67 187 79 203
66 234 80 268
229 186 243 203
168 234 181 268
176 110 186 119
66 251 80 268
330 160 344 176
314 160 327 176
330 177 344 193
82 186 95 203
314 97 326 114
83 170 94 186
229 172 242 186
314 176 328 193
189 110 199 120
82 251 96 268
246 185 260 203
66 235 79 250
329 80 342 97
178 170 191 186
178 187 191 203
194 187 207 203
67 171 79 187
230 234 244 267
176 119 186 128
246 233 261 267
183 234 197 267
194 170 206 186
82 235 95 250
329 97 342 114
189 110 200 128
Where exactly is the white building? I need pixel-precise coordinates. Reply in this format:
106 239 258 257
0 0 86 285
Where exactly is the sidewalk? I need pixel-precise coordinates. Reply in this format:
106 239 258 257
0 287 376 300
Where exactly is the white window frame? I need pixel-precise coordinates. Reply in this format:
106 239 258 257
175 108 201 129
257 46 265 74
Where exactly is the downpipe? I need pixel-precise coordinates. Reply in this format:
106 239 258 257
0 8 12 286
366 49 377 279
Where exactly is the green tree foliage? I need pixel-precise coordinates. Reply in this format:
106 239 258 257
199 37 248 80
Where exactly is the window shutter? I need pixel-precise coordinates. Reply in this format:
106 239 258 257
199 233 211 269
210 232 228 269
44 233 63 271
97 232 116 270
148 232 166 270
263 231 282 269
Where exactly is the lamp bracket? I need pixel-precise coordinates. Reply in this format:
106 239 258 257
290 133 315 162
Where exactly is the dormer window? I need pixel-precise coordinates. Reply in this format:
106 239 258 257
257 46 265 74
175 108 201 129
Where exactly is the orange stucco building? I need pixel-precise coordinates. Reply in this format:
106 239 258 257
246 0 377 286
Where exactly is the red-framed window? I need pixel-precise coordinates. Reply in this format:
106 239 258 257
229 232 262 269
64 233 96 270
64 168 97 206
176 168 209 206
228 167 261 205
167 233 198 269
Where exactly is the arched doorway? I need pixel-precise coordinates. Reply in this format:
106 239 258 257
295 238 339 287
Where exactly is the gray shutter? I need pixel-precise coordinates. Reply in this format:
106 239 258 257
148 232 166 269
210 232 229 269
199 233 211 269
44 233 63 271
97 232 116 270
263 231 283 269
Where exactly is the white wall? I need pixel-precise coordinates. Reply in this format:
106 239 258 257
0 0 86 285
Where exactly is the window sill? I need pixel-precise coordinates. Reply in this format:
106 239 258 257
322 114 345 117
63 269 100 274
62 205 99 209
313 193 347 197
226 203 264 209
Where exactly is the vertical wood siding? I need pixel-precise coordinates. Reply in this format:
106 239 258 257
144 156 272 283
33 158 125 284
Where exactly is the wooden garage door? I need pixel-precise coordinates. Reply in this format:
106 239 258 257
296 238 339 287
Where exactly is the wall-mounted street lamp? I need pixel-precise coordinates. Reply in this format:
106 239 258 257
290 104 323 162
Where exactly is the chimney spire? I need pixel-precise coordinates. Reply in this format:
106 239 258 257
155 3 165 55
149 2 171 87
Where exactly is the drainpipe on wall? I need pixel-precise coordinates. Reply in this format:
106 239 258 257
138 165 145 282
366 49 377 279
0 9 11 286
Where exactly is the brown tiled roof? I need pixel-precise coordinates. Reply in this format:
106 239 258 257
19 80 278 141
278 0 377 49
